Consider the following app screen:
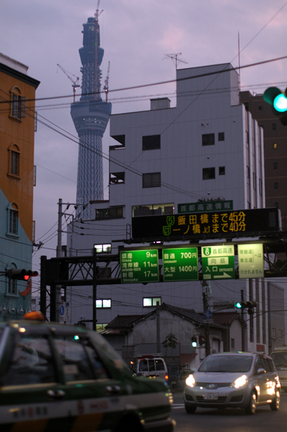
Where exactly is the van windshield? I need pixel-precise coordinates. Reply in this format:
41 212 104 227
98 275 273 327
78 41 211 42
271 352 287 368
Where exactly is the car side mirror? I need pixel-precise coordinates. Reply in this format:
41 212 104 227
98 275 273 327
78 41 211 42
257 368 266 375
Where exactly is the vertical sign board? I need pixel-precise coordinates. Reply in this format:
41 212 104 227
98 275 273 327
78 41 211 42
120 250 159 283
238 244 264 279
201 245 235 280
162 247 199 281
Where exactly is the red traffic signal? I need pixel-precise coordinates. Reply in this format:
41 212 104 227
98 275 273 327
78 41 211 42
5 269 38 281
199 334 206 347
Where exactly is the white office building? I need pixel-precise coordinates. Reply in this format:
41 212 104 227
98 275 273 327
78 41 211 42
67 63 274 353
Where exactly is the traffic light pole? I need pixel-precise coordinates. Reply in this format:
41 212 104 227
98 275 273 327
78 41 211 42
241 289 245 351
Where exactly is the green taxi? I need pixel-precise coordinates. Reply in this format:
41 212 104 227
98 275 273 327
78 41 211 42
0 312 174 432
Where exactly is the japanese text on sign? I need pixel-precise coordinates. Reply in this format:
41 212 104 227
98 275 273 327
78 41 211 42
163 211 247 237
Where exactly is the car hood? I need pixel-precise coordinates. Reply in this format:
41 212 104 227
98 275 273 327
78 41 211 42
193 371 249 383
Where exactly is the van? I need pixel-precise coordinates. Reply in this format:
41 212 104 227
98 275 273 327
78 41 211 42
131 355 168 381
271 346 287 392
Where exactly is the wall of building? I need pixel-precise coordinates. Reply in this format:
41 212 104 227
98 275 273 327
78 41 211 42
67 62 268 352
0 56 39 319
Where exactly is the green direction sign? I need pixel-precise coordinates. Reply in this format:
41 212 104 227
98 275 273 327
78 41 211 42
162 247 199 281
120 250 159 283
238 243 264 279
201 245 235 280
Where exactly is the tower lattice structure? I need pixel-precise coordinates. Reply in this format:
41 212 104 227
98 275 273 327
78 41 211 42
71 16 111 220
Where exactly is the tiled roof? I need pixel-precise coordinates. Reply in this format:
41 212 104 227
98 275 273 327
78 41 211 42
212 311 240 326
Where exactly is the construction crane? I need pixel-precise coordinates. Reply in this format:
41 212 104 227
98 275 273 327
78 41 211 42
57 64 80 102
103 61 110 102
94 0 103 100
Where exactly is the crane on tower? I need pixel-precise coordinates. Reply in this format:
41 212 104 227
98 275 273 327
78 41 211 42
57 64 80 102
103 61 110 102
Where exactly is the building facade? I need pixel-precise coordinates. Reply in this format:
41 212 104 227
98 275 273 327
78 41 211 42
67 63 273 353
240 91 287 230
0 53 39 319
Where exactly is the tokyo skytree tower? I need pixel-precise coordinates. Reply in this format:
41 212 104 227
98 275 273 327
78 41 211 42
71 9 111 220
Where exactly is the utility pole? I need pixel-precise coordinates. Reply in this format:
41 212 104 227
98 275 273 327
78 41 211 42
55 198 63 322
156 301 161 353
241 289 245 351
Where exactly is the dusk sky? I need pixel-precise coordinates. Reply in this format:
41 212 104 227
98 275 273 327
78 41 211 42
1 0 287 283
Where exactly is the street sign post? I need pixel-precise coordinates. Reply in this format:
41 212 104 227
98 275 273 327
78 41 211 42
201 245 235 280
120 249 159 283
162 247 198 281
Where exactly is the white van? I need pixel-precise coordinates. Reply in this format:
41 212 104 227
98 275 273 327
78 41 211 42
271 346 287 391
131 355 168 381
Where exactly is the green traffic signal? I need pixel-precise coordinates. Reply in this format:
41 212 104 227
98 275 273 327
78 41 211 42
274 93 287 112
263 86 287 124
234 302 242 309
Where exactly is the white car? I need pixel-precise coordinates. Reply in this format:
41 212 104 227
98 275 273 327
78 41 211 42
184 352 280 415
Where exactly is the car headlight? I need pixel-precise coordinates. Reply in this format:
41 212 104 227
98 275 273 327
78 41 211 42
231 374 248 389
185 374 196 388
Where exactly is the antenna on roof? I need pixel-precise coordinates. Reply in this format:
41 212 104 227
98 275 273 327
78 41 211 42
163 53 188 70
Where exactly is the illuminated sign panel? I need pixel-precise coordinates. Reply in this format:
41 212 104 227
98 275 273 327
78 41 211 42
132 208 280 240
238 244 264 279
120 250 159 283
201 245 235 280
162 247 198 281
178 200 233 214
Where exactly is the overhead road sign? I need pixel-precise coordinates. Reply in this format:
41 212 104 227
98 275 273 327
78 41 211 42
120 249 159 283
201 245 235 280
132 208 280 241
162 247 198 281
238 243 264 279
178 200 233 214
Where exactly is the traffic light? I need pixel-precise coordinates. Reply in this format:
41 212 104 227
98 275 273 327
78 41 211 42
199 334 206 347
263 87 287 125
234 301 257 315
191 335 197 348
5 269 38 281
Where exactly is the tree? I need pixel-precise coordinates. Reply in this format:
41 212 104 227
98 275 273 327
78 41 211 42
162 332 178 358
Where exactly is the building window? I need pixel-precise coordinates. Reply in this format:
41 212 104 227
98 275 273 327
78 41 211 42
219 166 225 175
96 206 124 219
142 172 161 188
132 203 174 217
7 203 19 236
203 167 215 180
10 87 26 120
6 264 17 295
110 134 125 149
274 182 278 189
143 297 161 307
8 144 20 177
218 132 225 141
273 143 277 149
231 338 235 350
259 105 263 110
273 162 278 169
96 299 111 308
142 135 161 150
109 172 125 185
202 133 215 146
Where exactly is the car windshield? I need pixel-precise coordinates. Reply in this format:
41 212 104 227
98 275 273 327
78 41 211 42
198 355 253 373
271 352 287 368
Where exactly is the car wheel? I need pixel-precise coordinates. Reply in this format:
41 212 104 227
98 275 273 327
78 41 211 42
245 391 257 415
115 417 142 432
185 403 197 414
270 390 280 411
